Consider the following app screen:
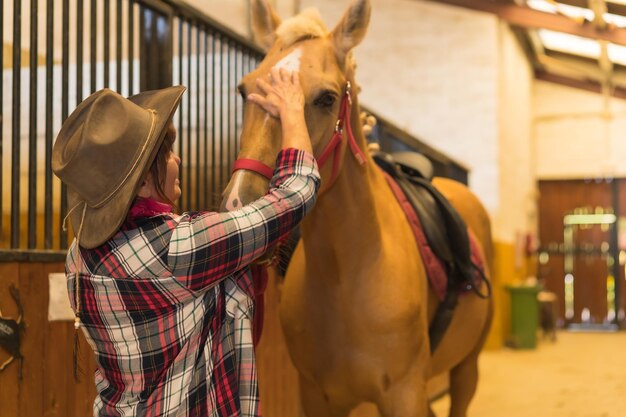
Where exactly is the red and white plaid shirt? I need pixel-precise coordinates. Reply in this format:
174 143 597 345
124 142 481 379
65 149 320 417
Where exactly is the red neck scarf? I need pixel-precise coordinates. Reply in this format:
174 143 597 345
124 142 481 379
128 197 173 220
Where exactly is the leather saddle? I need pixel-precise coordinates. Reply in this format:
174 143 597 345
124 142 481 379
372 150 491 352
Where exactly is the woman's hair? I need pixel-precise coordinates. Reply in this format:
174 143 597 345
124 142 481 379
147 123 177 208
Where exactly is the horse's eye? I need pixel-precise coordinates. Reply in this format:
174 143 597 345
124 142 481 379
314 92 336 108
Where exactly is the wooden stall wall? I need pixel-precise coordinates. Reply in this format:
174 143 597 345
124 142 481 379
0 261 96 417
0 262 305 417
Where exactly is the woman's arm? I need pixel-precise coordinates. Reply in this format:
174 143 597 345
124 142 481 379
167 149 319 291
168 68 319 291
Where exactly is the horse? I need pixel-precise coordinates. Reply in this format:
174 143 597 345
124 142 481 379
221 0 494 415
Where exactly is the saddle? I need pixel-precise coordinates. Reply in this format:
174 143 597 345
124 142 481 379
372 151 491 352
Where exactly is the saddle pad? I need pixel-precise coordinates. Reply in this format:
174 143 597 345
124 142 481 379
381 171 485 300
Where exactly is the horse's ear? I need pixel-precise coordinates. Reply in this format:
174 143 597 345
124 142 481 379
331 0 371 63
251 0 282 51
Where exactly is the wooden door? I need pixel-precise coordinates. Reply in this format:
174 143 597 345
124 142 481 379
537 179 621 327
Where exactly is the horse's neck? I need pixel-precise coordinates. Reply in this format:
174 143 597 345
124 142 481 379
301 101 395 266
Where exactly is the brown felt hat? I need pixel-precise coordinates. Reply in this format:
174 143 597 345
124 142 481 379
52 86 186 249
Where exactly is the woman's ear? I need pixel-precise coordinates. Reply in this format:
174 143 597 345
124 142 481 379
137 175 154 199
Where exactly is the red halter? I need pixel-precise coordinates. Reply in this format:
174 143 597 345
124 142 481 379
232 82 367 185
232 158 274 180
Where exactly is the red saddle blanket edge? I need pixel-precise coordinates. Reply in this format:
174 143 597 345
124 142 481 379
381 171 485 301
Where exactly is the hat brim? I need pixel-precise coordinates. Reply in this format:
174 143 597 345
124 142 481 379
68 85 186 249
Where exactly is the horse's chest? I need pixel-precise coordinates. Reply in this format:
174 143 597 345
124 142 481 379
281 263 426 345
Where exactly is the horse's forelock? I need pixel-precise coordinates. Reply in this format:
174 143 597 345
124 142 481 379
275 8 328 48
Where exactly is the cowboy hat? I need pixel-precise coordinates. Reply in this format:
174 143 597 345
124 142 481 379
52 86 186 249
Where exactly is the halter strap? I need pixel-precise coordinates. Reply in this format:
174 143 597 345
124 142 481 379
232 81 366 186
233 158 274 180
314 81 366 188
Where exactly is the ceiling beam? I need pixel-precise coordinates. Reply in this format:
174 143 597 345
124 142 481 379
423 0 626 46
535 70 626 100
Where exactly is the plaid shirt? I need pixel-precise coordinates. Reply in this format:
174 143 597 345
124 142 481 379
65 149 319 417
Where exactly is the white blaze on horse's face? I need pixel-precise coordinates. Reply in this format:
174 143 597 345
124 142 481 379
222 48 304 211
273 47 302 73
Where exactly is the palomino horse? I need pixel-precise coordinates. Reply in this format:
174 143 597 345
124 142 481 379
221 0 493 415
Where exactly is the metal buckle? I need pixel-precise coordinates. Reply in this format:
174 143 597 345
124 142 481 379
335 119 343 133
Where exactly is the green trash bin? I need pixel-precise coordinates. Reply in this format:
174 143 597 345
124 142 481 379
506 285 540 349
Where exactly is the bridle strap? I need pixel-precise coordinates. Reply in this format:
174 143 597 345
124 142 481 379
315 81 366 188
232 81 366 185
232 158 274 180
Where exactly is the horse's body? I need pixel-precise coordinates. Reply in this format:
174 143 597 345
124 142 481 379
221 1 493 415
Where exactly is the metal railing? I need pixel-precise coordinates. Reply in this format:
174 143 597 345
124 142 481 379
0 0 262 257
0 0 464 260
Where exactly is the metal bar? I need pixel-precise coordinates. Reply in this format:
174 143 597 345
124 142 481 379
186 22 191 210
11 0 22 248
195 25 201 210
234 45 239 162
77 0 84 103
116 0 122 92
28 0 39 249
104 0 110 87
155 0 263 54
203 29 208 209
177 18 184 209
91 0 97 93
128 1 135 95
211 32 216 209
45 0 54 249
61 0 70 248
139 4 147 91
226 40 232 177
219 35 224 192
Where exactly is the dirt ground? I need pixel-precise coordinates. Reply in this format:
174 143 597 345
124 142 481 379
430 331 626 417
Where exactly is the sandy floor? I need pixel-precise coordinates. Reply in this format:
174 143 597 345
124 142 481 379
431 331 626 417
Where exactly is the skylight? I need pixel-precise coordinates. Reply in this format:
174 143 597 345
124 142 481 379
527 0 626 27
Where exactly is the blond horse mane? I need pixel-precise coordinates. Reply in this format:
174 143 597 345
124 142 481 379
275 8 328 48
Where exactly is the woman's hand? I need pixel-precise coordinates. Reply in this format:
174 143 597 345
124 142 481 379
247 67 304 120
247 67 312 153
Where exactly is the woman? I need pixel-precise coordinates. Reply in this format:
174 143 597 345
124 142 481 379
52 68 319 416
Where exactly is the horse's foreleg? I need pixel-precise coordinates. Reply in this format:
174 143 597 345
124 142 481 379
377 360 430 417
378 378 429 417
299 375 350 417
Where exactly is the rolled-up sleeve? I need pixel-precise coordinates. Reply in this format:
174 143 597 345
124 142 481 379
167 148 320 292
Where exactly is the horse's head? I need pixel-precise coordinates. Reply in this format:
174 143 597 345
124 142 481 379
220 0 371 211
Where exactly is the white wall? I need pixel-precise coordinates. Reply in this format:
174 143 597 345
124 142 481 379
300 0 501 212
533 81 626 180
495 22 534 242
299 0 536 241
187 0 537 242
